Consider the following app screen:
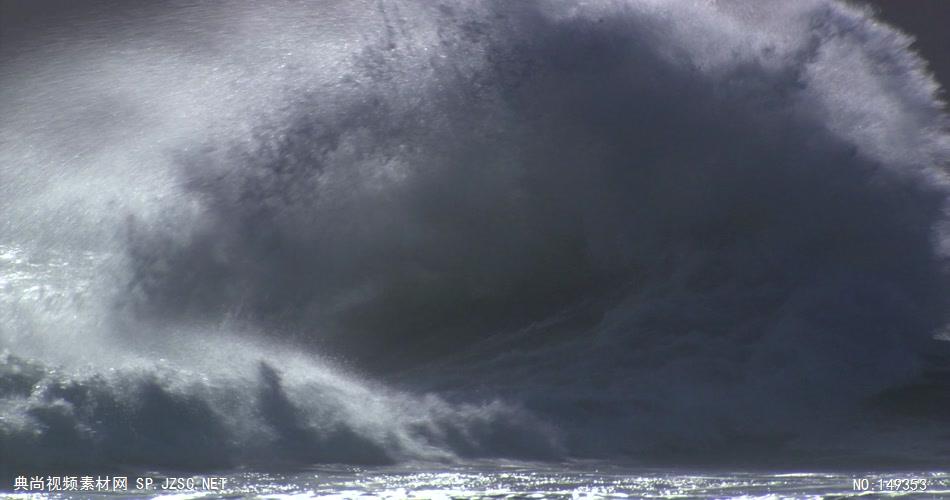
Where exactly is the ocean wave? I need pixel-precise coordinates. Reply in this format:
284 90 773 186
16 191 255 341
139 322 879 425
1 0 949 472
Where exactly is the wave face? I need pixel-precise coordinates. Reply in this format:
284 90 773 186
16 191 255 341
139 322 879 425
2 0 950 473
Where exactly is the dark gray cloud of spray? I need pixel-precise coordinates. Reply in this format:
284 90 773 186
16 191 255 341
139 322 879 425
1 0 949 474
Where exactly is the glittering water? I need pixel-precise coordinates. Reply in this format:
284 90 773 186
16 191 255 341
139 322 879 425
5 467 949 499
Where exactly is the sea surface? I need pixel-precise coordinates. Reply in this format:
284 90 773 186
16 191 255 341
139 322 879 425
4 466 950 499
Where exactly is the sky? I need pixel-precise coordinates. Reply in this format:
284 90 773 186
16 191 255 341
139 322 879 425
857 0 949 99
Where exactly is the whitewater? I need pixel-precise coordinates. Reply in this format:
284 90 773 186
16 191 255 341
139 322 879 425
1 0 949 496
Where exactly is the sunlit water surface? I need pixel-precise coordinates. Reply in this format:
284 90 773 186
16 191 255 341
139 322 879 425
4 467 949 499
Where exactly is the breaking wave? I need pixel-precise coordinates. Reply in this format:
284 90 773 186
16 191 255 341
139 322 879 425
2 0 949 475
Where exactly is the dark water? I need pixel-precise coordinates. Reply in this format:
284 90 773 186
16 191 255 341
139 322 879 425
1 0 949 491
